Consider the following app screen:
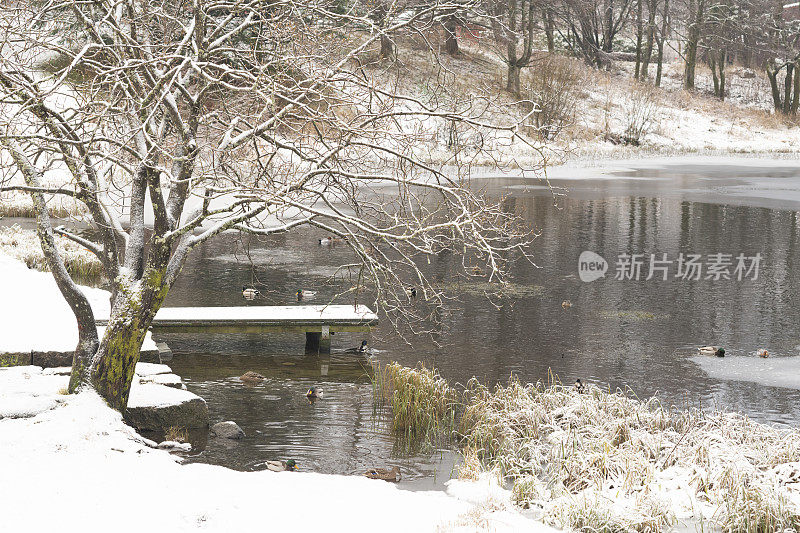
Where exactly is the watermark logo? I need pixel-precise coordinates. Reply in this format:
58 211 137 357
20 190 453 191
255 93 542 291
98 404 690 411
579 251 763 282
578 251 608 282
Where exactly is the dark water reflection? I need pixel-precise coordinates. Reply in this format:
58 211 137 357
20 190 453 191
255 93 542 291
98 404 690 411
162 161 800 484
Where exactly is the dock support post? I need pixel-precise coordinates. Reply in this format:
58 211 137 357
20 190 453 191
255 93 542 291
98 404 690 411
305 326 331 354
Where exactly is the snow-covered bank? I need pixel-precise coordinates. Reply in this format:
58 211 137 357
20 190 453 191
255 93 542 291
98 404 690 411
0 387 551 532
0 252 157 357
0 363 208 430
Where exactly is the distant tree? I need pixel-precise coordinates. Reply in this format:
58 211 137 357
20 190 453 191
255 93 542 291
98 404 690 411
558 0 634 67
487 0 538 94
682 0 707 89
0 0 536 410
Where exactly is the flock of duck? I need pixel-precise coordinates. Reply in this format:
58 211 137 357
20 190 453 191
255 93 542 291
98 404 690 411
241 286 317 302
697 346 769 358
242 234 421 303
238 365 401 482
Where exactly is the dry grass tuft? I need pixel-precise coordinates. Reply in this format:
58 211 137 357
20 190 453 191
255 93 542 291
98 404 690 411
0 191 85 219
164 426 188 443
0 225 104 283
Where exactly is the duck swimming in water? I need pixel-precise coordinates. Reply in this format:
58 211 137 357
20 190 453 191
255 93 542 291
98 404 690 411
296 289 317 301
266 459 298 472
306 386 323 399
240 371 266 383
699 346 725 357
242 286 260 299
757 349 769 358
344 340 369 354
363 466 401 482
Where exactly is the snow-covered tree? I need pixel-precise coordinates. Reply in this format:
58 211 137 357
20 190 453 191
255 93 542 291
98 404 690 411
0 0 537 410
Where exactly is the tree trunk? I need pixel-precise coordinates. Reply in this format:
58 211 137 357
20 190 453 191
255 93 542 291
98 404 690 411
1 139 99 392
767 61 783 111
602 0 614 52
507 63 521 96
443 16 458 56
784 63 794 115
793 60 800 114
655 0 669 87
641 0 657 79
380 34 395 59
635 0 643 79
717 50 726 100
683 0 703 90
710 55 719 95
90 299 151 410
542 8 555 52
91 253 173 410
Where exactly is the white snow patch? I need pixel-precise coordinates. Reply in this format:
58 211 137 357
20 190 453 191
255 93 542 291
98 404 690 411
126 383 200 409
0 253 158 353
134 362 173 377
0 391 551 532
692 355 800 390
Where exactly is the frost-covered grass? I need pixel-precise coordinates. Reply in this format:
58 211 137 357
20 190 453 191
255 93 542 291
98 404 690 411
378 364 800 532
0 224 103 282
0 191 85 218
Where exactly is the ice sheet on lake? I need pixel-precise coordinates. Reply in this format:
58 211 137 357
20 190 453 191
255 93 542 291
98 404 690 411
692 355 800 390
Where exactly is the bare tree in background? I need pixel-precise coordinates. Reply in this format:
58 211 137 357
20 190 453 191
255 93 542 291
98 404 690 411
681 0 706 89
488 0 538 94
0 0 539 410
558 0 633 67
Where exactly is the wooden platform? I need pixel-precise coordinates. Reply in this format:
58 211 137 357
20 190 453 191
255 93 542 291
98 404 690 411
98 305 378 354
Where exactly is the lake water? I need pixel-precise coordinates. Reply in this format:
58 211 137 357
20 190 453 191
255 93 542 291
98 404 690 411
71 159 800 487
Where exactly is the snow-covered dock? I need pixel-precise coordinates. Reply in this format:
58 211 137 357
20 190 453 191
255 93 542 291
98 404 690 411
98 305 379 353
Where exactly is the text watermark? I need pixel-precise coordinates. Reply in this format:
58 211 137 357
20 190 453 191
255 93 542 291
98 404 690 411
579 252 762 282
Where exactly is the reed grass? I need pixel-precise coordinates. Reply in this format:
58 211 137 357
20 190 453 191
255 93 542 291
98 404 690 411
372 362 459 444
376 362 800 532
0 225 104 283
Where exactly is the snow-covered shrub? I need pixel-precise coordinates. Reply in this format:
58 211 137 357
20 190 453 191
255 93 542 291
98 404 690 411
524 55 583 140
622 82 658 145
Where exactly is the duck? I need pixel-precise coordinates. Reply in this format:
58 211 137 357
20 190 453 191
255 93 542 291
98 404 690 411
344 340 369 354
242 286 260 299
405 287 417 299
266 459 298 472
574 378 585 393
757 349 769 358
319 237 342 245
240 371 266 383
562 300 572 309
699 346 725 357
306 386 323 399
363 466 401 482
296 289 317 301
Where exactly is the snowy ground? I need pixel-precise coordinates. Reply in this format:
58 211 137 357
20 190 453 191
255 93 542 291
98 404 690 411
0 252 157 354
0 368 553 532
0 251 551 532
